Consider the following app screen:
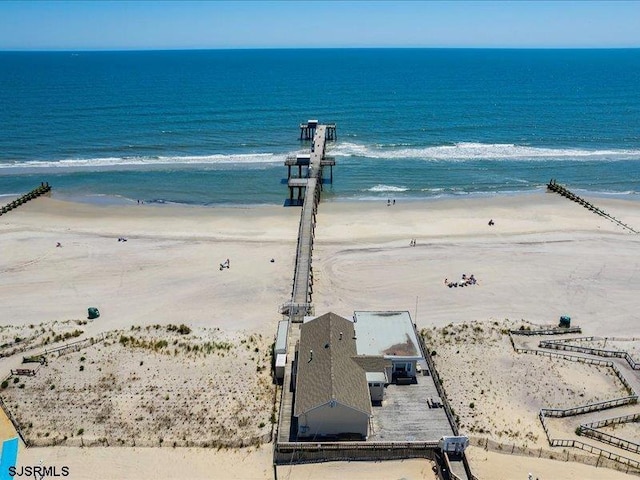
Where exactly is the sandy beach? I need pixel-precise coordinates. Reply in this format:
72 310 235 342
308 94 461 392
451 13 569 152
2 191 640 478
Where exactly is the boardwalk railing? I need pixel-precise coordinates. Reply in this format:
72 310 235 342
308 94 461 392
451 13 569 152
509 331 640 474
541 396 638 419
547 179 638 233
539 337 640 370
0 183 51 216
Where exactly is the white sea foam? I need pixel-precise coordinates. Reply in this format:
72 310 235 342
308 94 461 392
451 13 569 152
329 141 640 161
366 184 409 192
0 152 292 170
2 141 639 172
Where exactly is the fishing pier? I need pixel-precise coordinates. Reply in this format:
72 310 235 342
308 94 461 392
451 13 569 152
281 122 335 320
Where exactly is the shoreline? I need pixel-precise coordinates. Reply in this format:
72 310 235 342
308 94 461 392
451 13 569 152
17 186 639 209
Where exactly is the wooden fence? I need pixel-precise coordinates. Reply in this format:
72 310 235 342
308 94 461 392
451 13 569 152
274 441 439 464
472 436 640 477
419 333 459 436
510 327 581 336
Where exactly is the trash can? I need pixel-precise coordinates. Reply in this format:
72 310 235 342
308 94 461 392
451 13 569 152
88 307 100 319
559 315 571 328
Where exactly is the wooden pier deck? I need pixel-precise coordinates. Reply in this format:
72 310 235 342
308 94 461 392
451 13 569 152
282 124 329 321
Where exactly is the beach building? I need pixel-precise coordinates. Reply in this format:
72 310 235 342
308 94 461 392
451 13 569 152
293 312 372 440
292 310 426 439
352 311 424 383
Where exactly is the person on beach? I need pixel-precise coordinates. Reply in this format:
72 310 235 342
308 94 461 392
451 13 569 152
56 242 62 247
488 219 495 226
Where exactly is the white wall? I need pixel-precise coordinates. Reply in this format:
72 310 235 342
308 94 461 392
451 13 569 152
298 403 369 439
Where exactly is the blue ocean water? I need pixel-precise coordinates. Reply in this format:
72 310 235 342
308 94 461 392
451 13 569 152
1 49 639 205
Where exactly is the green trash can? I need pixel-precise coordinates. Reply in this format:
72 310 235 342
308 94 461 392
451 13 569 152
88 307 100 319
559 315 571 328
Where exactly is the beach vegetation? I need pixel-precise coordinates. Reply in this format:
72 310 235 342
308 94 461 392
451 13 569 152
77 428 84 436
0 380 8 389
18 384 24 389
13 378 19 384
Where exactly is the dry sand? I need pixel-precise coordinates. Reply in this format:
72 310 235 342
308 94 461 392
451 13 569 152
1 192 640 478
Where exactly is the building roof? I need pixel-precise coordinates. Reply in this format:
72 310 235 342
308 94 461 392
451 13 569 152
352 355 392 374
366 372 387 383
353 311 423 360
294 312 372 417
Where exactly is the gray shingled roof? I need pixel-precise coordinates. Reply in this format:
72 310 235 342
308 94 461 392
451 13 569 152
352 355 392 375
294 312 372 417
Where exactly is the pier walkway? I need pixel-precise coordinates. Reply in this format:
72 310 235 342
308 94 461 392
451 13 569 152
281 124 329 321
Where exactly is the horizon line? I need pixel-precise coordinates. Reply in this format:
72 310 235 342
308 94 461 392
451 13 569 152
2 46 640 53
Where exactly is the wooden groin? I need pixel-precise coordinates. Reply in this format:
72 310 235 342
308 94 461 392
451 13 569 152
547 179 638 233
0 183 51 216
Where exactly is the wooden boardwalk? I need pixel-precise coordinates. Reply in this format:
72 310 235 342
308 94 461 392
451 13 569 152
284 124 328 321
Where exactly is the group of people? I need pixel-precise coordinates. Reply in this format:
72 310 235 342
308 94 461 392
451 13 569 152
219 258 230 270
409 238 417 247
444 273 477 288
387 199 396 206
117 237 128 242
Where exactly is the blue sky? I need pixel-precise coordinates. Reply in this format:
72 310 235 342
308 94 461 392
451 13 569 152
1 0 639 50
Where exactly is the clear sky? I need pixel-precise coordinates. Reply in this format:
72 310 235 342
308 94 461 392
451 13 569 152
0 0 639 50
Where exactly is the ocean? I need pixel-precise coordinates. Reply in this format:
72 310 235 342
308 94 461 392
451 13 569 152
1 49 639 206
